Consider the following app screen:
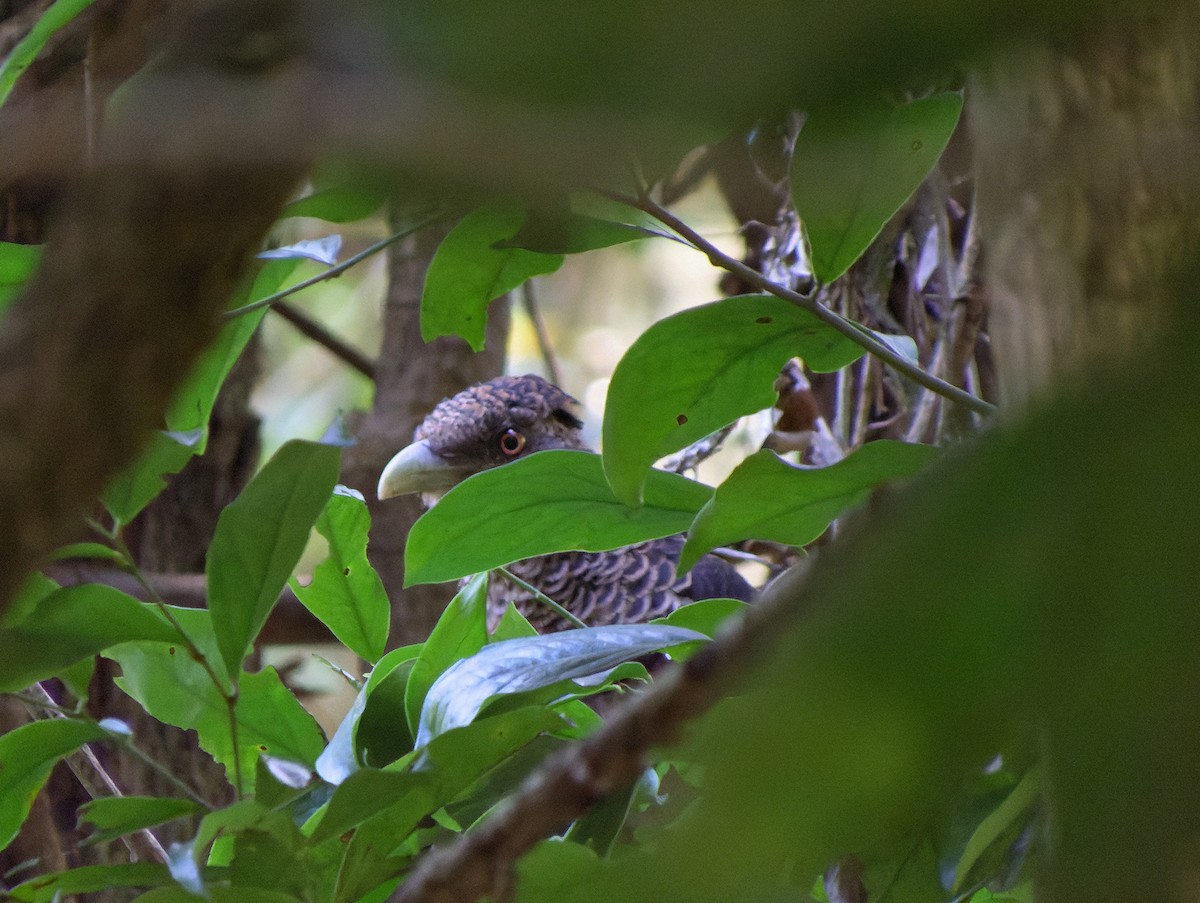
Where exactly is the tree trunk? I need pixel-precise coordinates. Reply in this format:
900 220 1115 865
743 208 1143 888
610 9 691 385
342 222 510 646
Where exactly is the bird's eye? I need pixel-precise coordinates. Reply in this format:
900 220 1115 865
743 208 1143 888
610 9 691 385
499 429 526 457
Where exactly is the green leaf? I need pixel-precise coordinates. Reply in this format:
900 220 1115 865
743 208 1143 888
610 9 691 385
0 719 108 851
0 241 41 312
46 542 126 564
290 487 390 662
953 766 1040 892
7 862 173 903
354 645 423 770
317 645 422 783
792 92 964 283
601 294 873 506
208 440 342 678
282 183 388 223
496 211 651 254
0 0 98 109
79 796 204 846
132 886 301 902
314 706 566 844
102 428 204 527
110 645 324 793
405 450 712 586
421 205 564 351
679 442 938 572
0 584 184 693
490 602 539 641
415 624 705 746
651 598 749 660
404 573 489 737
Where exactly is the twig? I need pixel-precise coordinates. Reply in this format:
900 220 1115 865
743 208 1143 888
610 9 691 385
602 190 996 418
20 685 171 864
222 213 445 321
519 281 562 387
496 567 587 630
388 563 813 903
272 301 376 380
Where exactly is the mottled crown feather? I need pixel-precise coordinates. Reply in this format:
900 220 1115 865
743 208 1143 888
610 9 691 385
414 374 585 457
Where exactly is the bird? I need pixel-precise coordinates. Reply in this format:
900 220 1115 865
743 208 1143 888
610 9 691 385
377 374 754 632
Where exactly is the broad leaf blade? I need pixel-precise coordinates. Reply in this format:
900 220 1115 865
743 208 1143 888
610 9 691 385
404 450 712 586
111 644 324 794
404 573 489 737
416 624 706 746
207 440 341 678
7 862 173 903
792 92 964 284
679 442 938 572
0 241 40 312
290 487 390 662
496 212 651 254
602 295 871 506
421 205 563 351
79 797 204 846
0 719 108 851
0 584 184 693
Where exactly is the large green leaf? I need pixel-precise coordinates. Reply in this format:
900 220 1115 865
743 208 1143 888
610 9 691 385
678 442 938 572
281 182 388 223
404 450 712 586
415 624 706 746
792 92 964 284
421 205 563 351
0 584 184 693
404 573 489 737
953 766 1040 893
110 645 324 794
207 440 341 678
601 295 875 506
496 211 651 254
290 487 390 663
0 719 108 851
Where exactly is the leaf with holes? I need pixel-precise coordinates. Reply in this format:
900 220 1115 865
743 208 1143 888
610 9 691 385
602 294 878 506
404 450 711 586
792 92 964 284
290 487 390 663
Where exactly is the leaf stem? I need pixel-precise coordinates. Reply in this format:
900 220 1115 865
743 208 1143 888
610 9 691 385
602 190 996 417
495 567 588 630
222 211 446 321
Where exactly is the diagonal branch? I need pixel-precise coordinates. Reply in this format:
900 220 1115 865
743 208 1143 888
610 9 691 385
604 190 996 418
388 563 812 903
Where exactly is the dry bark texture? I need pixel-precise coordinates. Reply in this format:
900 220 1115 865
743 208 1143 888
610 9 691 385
971 1 1200 406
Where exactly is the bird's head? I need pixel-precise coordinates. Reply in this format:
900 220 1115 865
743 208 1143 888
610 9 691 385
377 374 586 503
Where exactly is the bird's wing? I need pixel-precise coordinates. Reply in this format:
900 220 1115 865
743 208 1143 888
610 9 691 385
493 536 753 631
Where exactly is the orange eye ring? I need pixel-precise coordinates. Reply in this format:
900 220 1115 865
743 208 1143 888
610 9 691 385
499 429 526 457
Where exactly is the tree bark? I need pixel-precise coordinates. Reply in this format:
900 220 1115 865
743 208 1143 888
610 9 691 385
342 223 510 646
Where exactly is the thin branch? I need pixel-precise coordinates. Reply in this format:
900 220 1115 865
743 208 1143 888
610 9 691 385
222 213 446 321
603 190 996 418
388 563 813 903
519 281 562 387
20 686 171 864
496 567 587 630
272 301 376 380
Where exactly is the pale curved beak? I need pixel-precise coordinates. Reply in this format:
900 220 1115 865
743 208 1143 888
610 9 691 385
377 439 471 500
